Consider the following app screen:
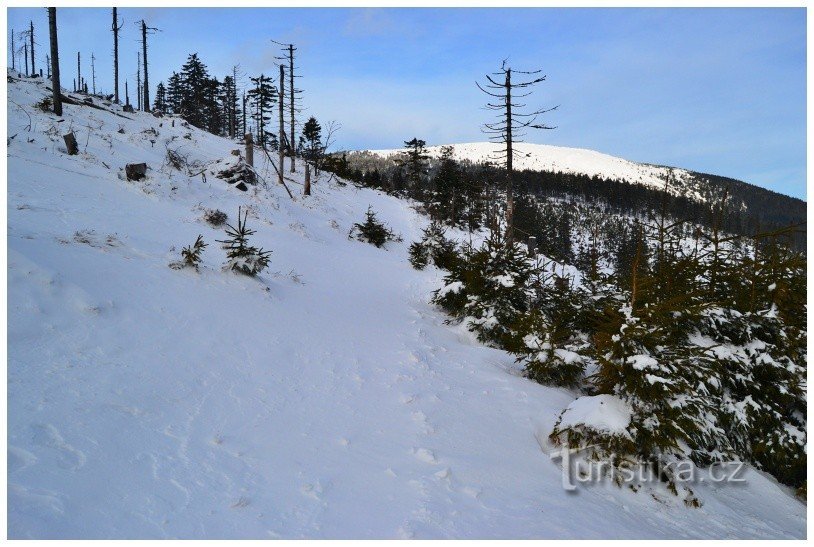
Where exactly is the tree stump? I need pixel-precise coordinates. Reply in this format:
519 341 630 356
125 162 147 181
244 133 254 167
527 236 537 257
63 132 78 155
304 162 311 196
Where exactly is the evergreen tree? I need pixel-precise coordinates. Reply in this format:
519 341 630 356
153 81 167 112
220 75 239 139
433 224 536 350
350 207 401 248
218 207 271 276
178 53 212 128
397 138 429 200
247 73 277 148
431 145 465 224
408 221 459 271
301 116 322 166
166 71 183 114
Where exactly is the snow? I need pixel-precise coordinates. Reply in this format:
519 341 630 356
367 141 704 200
630 354 659 371
556 395 633 435
7 74 805 539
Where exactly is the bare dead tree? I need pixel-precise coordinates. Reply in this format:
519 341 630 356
24 42 29 77
273 39 303 172
112 8 123 103
91 52 96 94
278 63 285 186
10 28 15 71
476 59 557 243
48 8 62 116
136 51 141 109
137 20 159 111
241 91 247 137
29 20 35 76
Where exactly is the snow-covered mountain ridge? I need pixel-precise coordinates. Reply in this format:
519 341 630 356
367 141 704 198
7 74 805 539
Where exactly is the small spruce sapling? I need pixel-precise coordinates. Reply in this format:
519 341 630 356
218 207 271 276
170 234 207 271
408 221 459 271
350 206 401 248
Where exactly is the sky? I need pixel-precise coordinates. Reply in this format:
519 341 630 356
6 7 807 199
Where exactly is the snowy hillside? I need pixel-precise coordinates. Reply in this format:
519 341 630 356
368 141 705 200
7 75 805 539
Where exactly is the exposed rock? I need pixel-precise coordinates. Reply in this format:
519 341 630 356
125 163 148 181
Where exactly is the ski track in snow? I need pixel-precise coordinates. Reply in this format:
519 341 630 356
7 75 805 539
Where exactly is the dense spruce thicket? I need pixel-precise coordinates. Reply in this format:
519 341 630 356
331 144 806 499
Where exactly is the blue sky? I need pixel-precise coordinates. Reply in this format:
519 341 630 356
7 7 806 199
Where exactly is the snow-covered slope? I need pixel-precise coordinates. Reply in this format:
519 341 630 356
367 141 704 199
7 75 805 539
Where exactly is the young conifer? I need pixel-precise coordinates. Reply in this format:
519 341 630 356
218 207 271 276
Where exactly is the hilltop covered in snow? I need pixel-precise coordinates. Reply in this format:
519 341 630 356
7 74 806 539
367 141 704 199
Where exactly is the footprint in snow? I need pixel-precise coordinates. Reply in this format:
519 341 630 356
300 480 329 501
411 447 438 464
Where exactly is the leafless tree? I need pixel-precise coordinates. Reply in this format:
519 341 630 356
29 20 35 76
476 59 557 242
278 63 285 185
273 39 303 172
112 8 123 103
137 20 159 111
48 7 62 116
136 51 141 109
91 52 96 94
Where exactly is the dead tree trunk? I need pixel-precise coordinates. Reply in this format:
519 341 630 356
29 20 35 76
77 51 80 92
11 29 15 72
91 53 96 94
112 8 122 103
242 92 247 137
136 52 141 110
288 44 296 172
244 133 254 167
477 60 557 245
505 67 513 242
24 42 29 77
63 132 78 155
304 162 311 196
141 20 150 112
48 8 62 116
278 64 285 187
